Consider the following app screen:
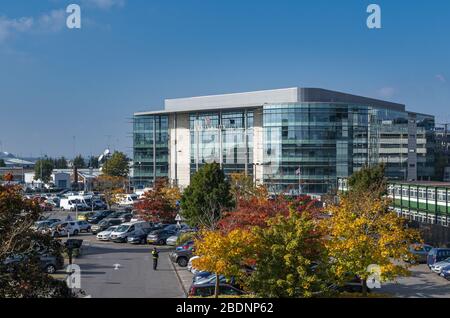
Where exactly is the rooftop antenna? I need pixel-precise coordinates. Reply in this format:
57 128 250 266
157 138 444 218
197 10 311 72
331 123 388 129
72 136 76 159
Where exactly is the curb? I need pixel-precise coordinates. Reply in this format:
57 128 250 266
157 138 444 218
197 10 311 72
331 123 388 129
169 255 188 298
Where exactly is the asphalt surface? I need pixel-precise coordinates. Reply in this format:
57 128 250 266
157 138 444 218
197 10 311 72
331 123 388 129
76 240 185 298
379 264 450 298
44 209 185 298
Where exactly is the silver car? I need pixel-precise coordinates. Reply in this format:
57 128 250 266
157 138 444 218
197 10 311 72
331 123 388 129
96 226 119 241
166 234 180 246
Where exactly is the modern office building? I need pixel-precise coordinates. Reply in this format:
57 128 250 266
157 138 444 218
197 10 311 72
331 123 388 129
133 87 435 195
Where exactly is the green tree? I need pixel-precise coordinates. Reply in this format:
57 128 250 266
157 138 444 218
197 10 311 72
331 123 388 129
0 185 74 298
88 156 100 169
73 155 86 169
102 152 129 177
0 159 5 167
180 163 234 229
248 207 330 298
54 157 68 169
34 159 54 183
347 164 387 197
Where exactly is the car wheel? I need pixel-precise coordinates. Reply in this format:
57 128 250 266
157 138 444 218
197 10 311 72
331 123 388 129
46 264 57 274
87 227 91 233
73 230 79 236
141 238 146 245
177 257 188 267
157 239 165 246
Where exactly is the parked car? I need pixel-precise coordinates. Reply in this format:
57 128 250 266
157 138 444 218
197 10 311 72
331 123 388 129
427 248 450 267
440 265 450 280
189 283 245 297
404 244 434 264
96 226 120 241
166 234 180 246
91 219 123 234
76 221 91 233
105 211 129 220
88 211 114 224
193 271 213 284
118 213 133 223
188 256 201 274
92 199 107 210
430 257 450 274
31 219 60 231
170 248 194 267
127 228 154 244
147 229 177 245
176 241 195 251
4 254 64 274
77 212 96 222
44 221 81 237
110 222 151 243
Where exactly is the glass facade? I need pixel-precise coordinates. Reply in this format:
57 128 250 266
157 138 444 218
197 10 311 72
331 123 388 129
133 115 169 188
262 103 435 194
133 98 434 195
189 110 254 177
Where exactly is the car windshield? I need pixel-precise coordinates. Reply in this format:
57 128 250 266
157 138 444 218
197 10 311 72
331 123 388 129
115 225 130 233
106 226 118 232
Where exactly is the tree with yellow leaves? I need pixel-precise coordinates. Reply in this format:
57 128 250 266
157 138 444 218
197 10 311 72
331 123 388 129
324 190 420 296
193 229 257 298
248 206 330 298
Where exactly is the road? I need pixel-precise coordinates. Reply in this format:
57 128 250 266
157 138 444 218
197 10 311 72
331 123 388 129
379 264 450 298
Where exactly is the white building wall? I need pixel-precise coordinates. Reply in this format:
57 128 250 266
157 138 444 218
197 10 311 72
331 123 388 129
253 109 264 185
169 113 191 189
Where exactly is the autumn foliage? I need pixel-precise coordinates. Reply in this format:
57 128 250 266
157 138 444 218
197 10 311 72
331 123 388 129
218 194 319 232
134 178 181 223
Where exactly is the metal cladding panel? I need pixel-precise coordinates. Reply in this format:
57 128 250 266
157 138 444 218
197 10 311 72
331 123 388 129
164 87 299 112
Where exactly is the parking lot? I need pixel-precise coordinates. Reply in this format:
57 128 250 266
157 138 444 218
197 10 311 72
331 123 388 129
42 209 186 298
380 264 450 298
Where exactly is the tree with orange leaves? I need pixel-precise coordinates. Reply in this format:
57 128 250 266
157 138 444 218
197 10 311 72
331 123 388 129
134 178 181 223
219 194 319 232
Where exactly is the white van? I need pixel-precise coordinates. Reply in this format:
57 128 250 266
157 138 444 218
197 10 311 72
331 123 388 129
109 221 150 243
60 198 88 211
118 194 139 207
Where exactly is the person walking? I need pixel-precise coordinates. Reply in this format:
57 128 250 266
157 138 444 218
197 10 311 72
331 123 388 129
151 248 159 271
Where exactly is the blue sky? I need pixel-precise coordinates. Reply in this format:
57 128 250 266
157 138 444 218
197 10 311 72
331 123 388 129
1 0 450 158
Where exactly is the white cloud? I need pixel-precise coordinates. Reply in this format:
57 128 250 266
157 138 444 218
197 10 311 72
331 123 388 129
0 16 34 43
82 0 126 10
37 9 66 32
0 10 66 44
436 74 447 83
377 87 396 99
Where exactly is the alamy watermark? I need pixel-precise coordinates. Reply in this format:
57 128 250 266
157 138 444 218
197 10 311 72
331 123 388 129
66 4 81 29
367 4 382 29
366 264 382 289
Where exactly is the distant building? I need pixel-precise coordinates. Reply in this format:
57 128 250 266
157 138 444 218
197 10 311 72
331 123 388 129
133 87 435 195
52 172 71 189
0 152 35 168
